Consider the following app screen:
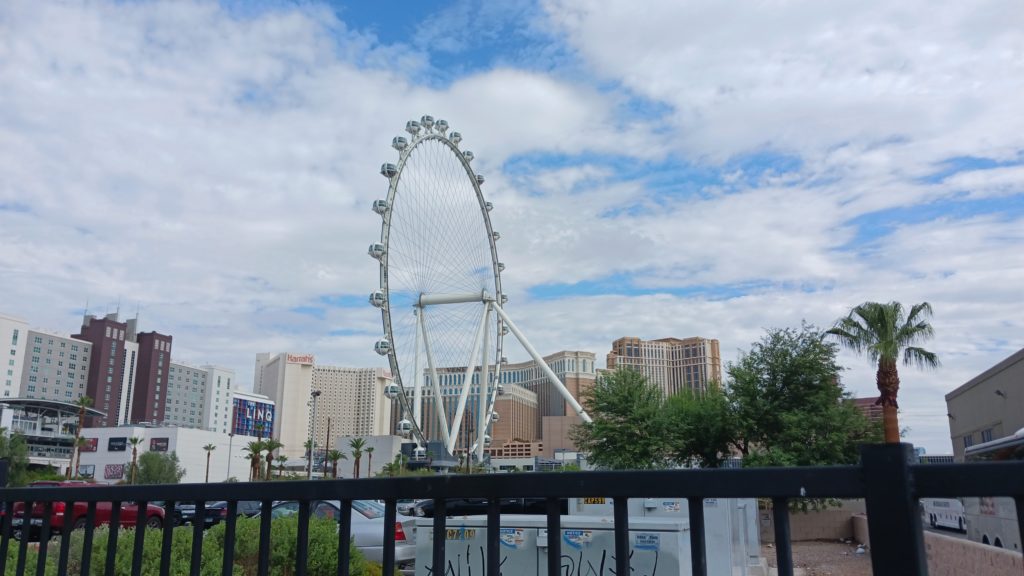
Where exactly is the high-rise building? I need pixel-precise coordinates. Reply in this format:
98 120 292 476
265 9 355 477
310 366 393 445
499 351 596 440
73 313 130 427
254 352 315 461
255 354 393 462
1 313 29 405
606 336 722 396
131 331 173 423
19 330 92 404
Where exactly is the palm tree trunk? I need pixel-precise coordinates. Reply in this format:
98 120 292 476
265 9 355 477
265 454 273 481
205 453 211 483
876 360 901 443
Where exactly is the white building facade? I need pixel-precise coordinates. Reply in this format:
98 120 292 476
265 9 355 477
77 426 256 484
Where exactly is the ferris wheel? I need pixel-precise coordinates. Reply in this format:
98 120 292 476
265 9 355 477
368 115 590 461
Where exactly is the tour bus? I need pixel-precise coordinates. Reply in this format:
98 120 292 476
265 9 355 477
963 428 1024 551
920 497 966 532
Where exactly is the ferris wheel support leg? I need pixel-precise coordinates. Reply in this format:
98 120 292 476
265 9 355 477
492 305 592 423
412 309 423 430
447 304 490 455
419 309 452 450
475 305 492 463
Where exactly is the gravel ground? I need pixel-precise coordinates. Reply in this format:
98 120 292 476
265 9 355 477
763 541 873 576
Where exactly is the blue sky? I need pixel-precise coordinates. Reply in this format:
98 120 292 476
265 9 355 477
1 0 1023 453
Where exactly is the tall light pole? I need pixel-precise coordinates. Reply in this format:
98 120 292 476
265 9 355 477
307 390 321 479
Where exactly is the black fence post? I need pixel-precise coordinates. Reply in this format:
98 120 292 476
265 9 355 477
861 443 927 576
0 458 8 487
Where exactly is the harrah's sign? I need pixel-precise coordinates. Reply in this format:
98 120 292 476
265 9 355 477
287 353 315 365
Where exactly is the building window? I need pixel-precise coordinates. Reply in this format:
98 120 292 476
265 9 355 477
981 429 994 443
963 434 974 449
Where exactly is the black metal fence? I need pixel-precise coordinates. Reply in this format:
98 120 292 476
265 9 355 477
0 443 1021 576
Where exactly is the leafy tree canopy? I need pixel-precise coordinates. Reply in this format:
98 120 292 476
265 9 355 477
571 368 672 470
135 451 186 484
573 325 880 470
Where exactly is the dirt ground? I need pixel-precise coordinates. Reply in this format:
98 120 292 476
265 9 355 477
763 540 873 576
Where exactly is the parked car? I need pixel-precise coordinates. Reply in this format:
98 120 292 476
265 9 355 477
13 482 165 541
204 500 263 527
409 497 568 518
263 500 415 572
152 500 248 527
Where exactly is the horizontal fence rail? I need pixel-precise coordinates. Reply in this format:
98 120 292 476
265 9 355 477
0 444 1020 576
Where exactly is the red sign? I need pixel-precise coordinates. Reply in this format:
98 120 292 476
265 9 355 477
150 437 169 452
80 438 98 452
286 354 315 365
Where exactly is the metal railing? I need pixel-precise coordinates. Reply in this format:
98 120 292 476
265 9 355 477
0 443 1022 576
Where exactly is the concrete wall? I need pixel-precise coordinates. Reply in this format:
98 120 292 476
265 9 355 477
760 500 866 543
924 531 1023 576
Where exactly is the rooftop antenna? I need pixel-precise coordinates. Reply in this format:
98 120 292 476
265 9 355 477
116 296 121 318
84 298 89 317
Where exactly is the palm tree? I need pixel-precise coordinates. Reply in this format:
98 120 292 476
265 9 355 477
349 438 366 479
128 437 143 484
262 439 283 480
203 444 217 483
68 396 93 479
828 301 939 443
73 436 89 479
327 450 346 479
365 446 375 477
276 455 289 478
243 440 265 481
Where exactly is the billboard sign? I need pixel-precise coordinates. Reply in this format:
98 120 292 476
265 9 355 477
81 438 98 452
108 437 127 452
150 437 169 452
231 398 275 437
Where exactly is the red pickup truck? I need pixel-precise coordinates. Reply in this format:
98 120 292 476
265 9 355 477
12 481 165 541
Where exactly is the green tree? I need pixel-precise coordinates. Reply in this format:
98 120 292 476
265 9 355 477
663 386 734 468
0 428 30 486
69 395 93 479
262 438 283 480
327 449 346 478
243 440 265 481
135 451 186 484
726 325 880 466
827 301 940 443
571 368 671 470
128 436 143 483
364 446 374 477
276 455 289 478
203 443 216 483
349 438 366 479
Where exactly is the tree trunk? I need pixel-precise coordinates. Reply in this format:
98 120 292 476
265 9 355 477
876 359 901 443
265 454 274 481
205 453 211 483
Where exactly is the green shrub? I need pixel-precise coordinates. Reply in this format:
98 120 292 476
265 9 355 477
5 517 372 576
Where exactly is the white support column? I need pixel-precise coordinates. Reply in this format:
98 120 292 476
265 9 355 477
447 305 490 455
492 305 592 423
412 308 423 427
419 309 451 449
475 305 492 462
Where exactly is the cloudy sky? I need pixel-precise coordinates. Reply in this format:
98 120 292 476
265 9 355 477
2 0 1022 453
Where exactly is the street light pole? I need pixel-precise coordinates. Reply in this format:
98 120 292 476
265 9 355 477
226 432 234 481
308 390 321 479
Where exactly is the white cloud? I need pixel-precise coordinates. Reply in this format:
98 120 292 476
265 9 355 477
1 0 1022 456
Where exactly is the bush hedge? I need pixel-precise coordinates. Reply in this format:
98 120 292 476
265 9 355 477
3 517 377 576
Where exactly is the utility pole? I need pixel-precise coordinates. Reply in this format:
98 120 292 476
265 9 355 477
308 390 321 479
